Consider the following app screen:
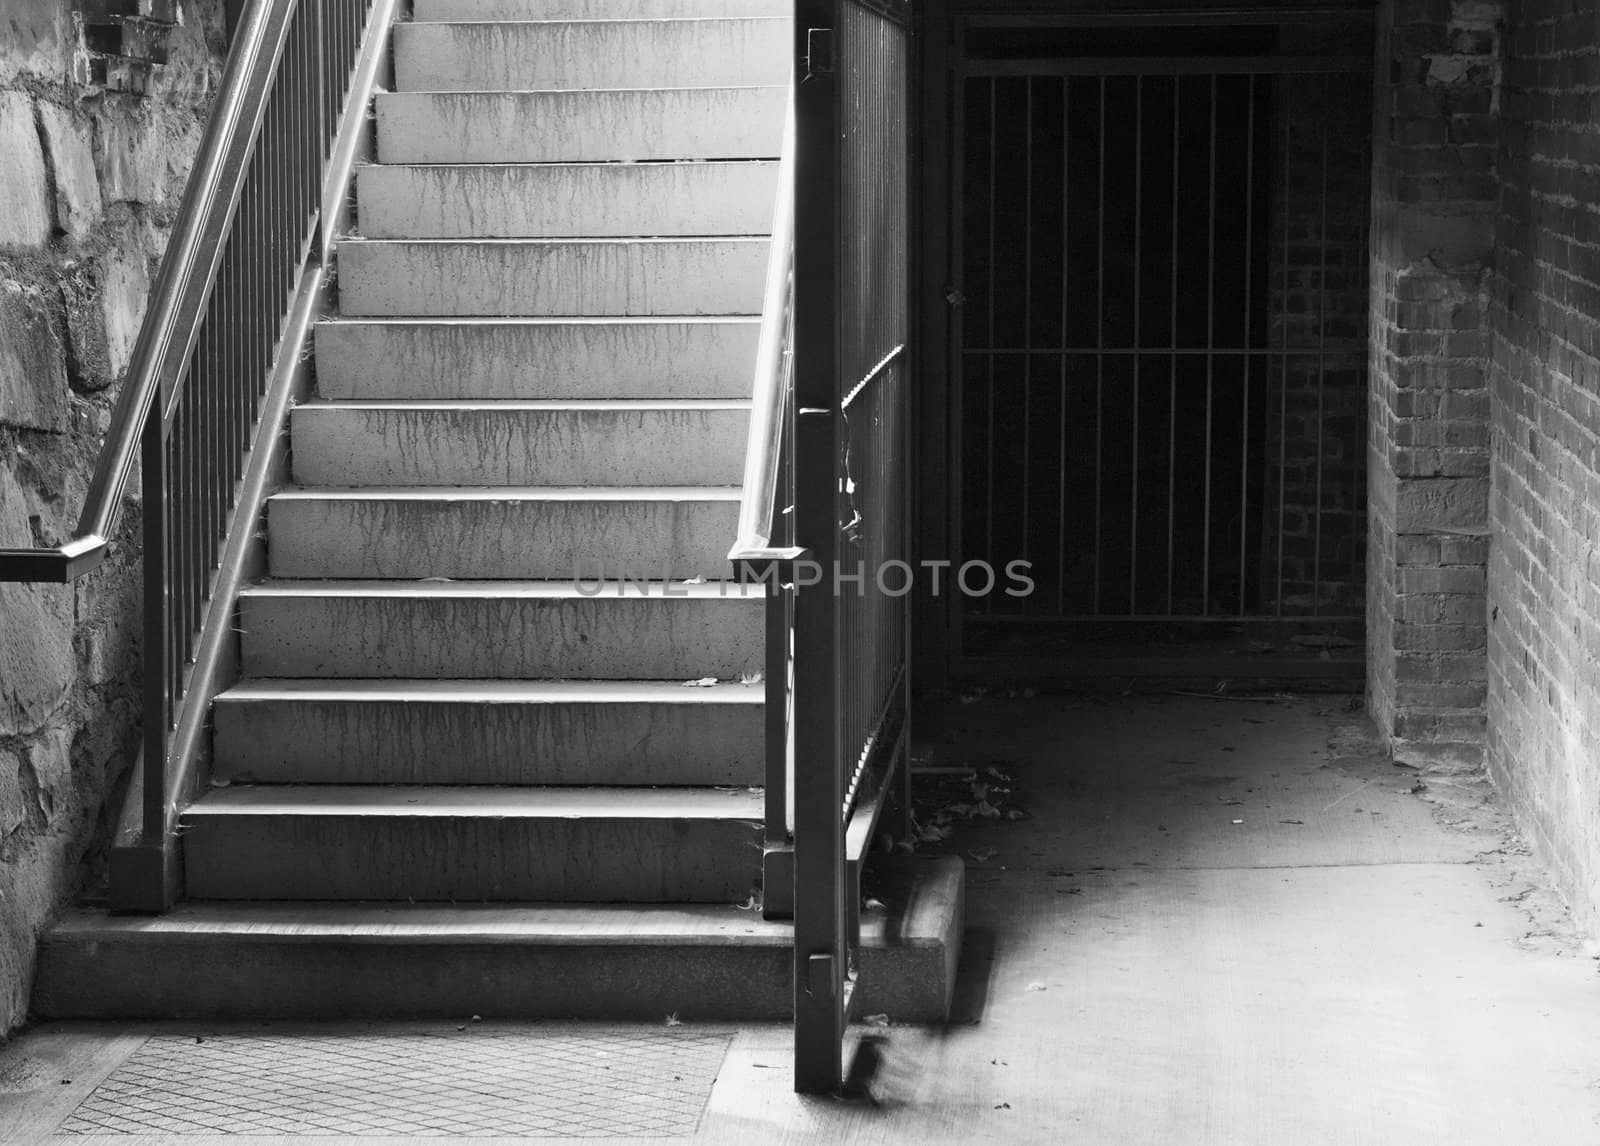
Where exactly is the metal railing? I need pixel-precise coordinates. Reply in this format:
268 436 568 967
731 0 912 1095
0 0 391 908
729 89 804 923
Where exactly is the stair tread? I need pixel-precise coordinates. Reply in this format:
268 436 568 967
316 316 759 325
52 900 786 943
240 579 762 598
216 678 764 703
382 83 783 93
268 485 742 500
52 901 786 943
409 16 788 23
294 399 753 411
360 160 776 169
188 784 764 818
338 236 769 246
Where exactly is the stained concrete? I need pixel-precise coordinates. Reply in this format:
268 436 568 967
4 696 1600 1143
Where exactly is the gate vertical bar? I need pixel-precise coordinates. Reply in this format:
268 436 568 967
792 0 846 1095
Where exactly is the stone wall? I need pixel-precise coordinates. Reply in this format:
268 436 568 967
1486 0 1600 930
0 0 222 1035
1366 0 1500 770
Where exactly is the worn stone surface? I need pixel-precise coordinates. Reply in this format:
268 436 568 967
0 281 70 432
0 1 70 85
0 91 54 250
37 100 104 240
0 0 226 1039
97 109 205 207
99 248 150 378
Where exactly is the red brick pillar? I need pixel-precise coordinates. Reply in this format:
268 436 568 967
1367 0 1500 770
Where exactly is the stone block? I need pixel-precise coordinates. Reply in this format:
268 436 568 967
0 749 26 839
97 109 201 207
36 101 103 240
0 474 75 738
1395 476 1488 530
0 281 69 432
26 728 74 826
1393 737 1485 774
0 1 69 85
0 92 53 250
100 249 150 378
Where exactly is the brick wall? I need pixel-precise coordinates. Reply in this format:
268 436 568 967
1486 0 1600 929
1262 66 1372 617
1366 0 1499 769
0 0 222 1035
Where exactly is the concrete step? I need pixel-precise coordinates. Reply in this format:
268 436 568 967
356 161 779 239
238 580 764 679
32 858 965 1021
266 487 740 580
290 401 749 487
394 20 787 93
338 238 767 317
376 88 785 164
178 785 764 902
314 318 759 401
212 679 765 786
415 0 789 23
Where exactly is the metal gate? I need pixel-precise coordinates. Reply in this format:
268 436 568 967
950 22 1373 669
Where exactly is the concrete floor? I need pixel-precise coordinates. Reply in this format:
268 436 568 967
4 694 1600 1144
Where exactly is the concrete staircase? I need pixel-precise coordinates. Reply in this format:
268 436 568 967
33 0 960 1023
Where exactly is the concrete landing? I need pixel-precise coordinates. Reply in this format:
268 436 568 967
6 697 1600 1144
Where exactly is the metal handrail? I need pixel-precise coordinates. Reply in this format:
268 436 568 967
729 86 804 566
0 0 289 584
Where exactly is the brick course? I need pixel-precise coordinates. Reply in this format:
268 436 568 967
1367 0 1500 770
1486 0 1600 930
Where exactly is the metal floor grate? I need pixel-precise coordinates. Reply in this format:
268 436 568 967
58 1028 732 1137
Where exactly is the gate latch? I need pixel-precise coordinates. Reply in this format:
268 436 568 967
806 27 835 79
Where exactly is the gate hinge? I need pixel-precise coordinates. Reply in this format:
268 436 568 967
805 27 835 79
806 952 837 999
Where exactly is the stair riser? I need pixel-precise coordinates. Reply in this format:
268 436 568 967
416 0 787 16
290 406 748 487
376 89 785 164
33 856 963 1022
181 815 763 902
213 698 764 786
32 940 953 1022
338 240 767 317
267 497 739 580
240 594 764 679
35 940 794 1020
394 20 787 92
314 320 759 401
357 163 779 239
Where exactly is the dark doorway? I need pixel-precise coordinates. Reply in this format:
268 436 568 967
945 17 1374 675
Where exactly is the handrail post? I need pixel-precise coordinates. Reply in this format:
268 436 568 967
140 407 169 847
792 0 847 1095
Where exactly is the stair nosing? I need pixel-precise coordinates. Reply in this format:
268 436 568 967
240 578 765 599
338 236 770 246
215 678 766 704
267 485 743 501
293 399 753 411
185 784 764 819
315 315 761 325
404 16 790 25
50 901 789 945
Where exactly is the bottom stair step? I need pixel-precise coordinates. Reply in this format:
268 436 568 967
181 785 764 903
33 857 964 1022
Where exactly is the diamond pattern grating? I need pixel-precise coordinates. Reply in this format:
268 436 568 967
58 1028 732 1137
